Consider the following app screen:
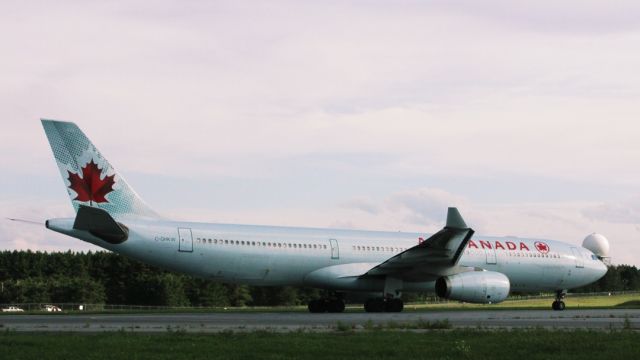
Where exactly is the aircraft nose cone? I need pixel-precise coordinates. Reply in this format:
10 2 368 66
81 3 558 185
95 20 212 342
591 259 608 282
598 261 609 278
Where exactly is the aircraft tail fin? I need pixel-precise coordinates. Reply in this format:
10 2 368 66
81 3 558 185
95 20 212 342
41 119 159 219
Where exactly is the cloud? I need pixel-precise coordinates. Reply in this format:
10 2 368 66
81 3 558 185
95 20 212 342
1 1 640 269
0 200 98 252
387 188 467 226
341 197 380 215
429 0 640 34
583 196 640 224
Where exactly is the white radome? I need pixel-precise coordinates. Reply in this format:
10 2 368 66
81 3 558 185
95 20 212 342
582 233 610 258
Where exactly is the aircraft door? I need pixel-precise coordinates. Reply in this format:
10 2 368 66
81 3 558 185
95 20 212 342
329 238 339 259
485 247 497 265
570 247 584 268
178 228 193 252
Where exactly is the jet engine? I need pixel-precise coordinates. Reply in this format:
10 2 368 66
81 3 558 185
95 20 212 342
435 271 510 304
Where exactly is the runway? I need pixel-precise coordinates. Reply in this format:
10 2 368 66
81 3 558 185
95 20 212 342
1 309 639 332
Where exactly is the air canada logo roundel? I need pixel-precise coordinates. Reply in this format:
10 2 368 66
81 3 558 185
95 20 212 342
534 241 550 254
67 159 115 204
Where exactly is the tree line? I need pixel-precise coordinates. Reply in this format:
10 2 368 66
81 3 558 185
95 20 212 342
0 250 638 306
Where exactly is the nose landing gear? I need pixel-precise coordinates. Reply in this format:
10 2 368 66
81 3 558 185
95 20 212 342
551 290 566 311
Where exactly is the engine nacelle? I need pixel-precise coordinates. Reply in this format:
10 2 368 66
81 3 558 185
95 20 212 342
435 271 510 304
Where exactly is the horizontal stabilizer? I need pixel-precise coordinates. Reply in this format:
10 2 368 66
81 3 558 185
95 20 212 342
73 205 129 244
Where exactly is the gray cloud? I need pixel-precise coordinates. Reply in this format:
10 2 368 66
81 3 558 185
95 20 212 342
387 188 467 226
428 0 640 34
583 197 640 224
342 197 381 215
1 1 640 268
0 201 97 252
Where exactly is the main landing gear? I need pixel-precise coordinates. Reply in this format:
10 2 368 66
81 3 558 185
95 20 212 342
552 290 566 311
364 297 404 313
308 294 346 313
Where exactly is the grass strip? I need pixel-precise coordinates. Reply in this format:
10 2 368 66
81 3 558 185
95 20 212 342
1 329 639 360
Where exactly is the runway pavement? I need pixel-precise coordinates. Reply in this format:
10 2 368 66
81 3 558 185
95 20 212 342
1 309 639 332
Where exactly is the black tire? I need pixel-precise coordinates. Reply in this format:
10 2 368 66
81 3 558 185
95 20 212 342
551 301 558 311
386 298 404 312
328 299 345 313
364 299 373 312
558 301 565 311
308 299 327 313
364 298 385 313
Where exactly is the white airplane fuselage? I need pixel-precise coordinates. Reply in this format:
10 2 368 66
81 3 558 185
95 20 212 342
39 119 610 311
47 217 607 294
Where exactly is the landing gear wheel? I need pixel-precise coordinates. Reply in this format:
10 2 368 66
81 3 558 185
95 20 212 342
552 290 567 311
327 299 345 313
386 298 404 312
308 299 327 313
364 298 386 312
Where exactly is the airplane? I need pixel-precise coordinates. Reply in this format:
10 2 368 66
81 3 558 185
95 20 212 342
39 119 609 313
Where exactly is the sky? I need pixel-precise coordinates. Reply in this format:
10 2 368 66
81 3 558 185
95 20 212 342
1 0 640 266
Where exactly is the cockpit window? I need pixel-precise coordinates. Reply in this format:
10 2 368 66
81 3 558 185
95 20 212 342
591 254 599 260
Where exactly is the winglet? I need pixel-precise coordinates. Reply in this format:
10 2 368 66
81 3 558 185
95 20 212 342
446 207 468 229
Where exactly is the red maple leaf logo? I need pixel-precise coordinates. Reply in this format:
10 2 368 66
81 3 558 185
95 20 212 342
534 241 550 254
67 159 115 204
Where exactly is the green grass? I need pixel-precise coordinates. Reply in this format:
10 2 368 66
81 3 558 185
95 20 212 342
2 293 638 316
0 329 639 360
402 293 640 311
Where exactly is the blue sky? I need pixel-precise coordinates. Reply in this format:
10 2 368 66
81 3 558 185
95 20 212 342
1 1 640 266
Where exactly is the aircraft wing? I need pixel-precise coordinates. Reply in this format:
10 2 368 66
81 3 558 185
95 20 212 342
360 208 474 282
